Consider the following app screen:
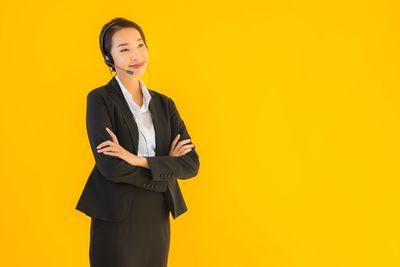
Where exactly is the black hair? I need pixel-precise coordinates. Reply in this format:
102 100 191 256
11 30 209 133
99 17 148 71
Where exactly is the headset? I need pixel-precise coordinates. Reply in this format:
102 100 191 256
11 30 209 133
99 19 134 75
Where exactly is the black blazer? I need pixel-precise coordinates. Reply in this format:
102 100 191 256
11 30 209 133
75 76 200 221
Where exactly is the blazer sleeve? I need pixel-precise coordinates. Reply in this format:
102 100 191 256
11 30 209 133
144 98 200 181
86 91 167 189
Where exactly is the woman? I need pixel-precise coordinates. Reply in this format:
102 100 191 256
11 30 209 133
75 17 200 267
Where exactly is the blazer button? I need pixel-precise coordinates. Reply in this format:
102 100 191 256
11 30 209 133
150 184 155 188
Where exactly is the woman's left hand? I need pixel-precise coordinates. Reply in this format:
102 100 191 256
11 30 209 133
96 127 137 165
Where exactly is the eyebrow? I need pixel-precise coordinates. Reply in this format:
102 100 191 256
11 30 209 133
116 38 143 48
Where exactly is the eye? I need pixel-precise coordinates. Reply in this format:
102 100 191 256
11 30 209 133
138 43 145 48
120 48 129 52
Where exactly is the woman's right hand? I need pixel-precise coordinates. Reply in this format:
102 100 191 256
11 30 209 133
169 134 194 157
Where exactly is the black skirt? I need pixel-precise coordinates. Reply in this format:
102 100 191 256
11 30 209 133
89 185 171 267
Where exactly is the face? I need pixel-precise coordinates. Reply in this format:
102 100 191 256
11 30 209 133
109 27 149 78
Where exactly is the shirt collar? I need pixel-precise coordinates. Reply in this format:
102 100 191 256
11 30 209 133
115 74 152 113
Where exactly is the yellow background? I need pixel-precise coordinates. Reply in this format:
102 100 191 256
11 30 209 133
1 0 399 266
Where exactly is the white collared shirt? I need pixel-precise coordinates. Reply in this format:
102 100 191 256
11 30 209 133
115 74 156 157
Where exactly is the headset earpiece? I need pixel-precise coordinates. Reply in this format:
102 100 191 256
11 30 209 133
104 53 114 67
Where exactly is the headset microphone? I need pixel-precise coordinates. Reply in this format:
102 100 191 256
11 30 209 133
105 61 134 75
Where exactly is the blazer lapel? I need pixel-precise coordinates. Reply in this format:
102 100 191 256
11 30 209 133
105 76 167 156
148 90 169 156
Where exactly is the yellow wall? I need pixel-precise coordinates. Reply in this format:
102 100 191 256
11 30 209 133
1 0 399 266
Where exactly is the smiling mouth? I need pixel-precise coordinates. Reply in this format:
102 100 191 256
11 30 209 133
129 62 145 68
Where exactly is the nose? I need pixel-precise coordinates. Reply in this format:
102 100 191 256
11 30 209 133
129 49 144 62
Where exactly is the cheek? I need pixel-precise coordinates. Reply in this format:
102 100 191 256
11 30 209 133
141 49 149 59
114 53 130 63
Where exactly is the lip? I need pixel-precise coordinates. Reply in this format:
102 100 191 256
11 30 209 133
129 62 145 69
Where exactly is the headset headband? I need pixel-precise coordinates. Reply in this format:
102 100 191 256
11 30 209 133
100 20 122 66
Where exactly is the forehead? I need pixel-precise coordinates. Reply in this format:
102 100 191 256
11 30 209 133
111 27 142 46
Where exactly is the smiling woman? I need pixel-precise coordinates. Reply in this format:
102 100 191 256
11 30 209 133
75 17 200 267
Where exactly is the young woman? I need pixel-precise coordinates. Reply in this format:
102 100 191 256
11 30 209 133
75 17 200 267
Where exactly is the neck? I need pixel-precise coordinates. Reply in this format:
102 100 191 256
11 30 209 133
117 74 142 97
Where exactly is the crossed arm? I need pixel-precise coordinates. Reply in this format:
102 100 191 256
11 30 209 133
97 127 193 170
86 91 200 184
97 128 193 169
